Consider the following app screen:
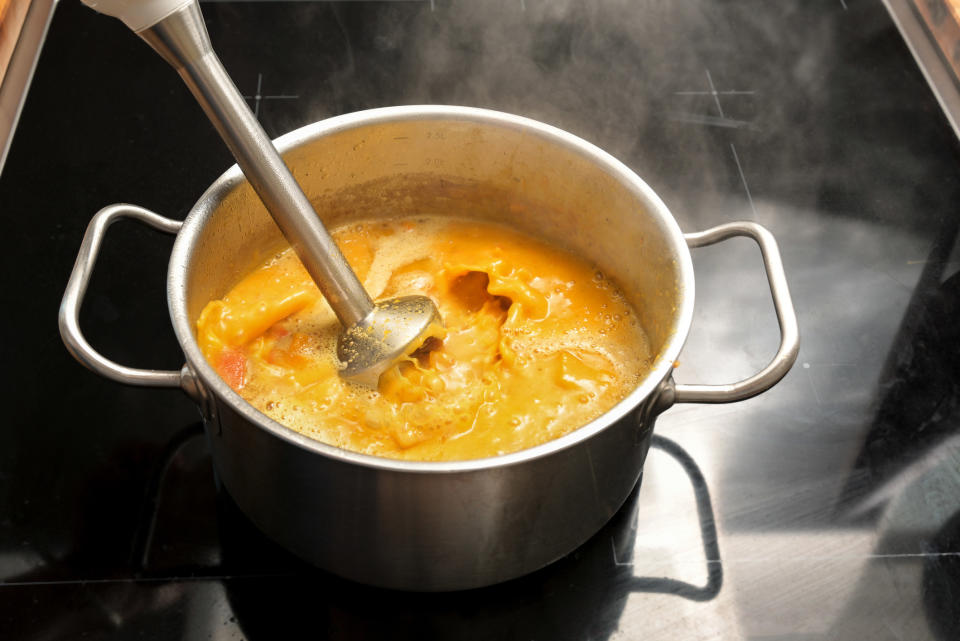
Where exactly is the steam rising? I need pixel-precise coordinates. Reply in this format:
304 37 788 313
288 0 837 231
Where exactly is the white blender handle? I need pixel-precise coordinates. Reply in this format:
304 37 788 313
81 0 192 32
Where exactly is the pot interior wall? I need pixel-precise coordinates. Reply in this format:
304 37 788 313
183 116 684 362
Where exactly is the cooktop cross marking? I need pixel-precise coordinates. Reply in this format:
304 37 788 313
729 143 758 220
242 73 299 119
675 68 762 221
705 69 725 118
674 68 755 121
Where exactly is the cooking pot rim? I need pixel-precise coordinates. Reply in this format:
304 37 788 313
167 105 695 472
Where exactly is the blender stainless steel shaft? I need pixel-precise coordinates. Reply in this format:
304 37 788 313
138 3 374 328
83 0 442 386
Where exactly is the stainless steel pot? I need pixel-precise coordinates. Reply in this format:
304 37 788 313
59 106 799 591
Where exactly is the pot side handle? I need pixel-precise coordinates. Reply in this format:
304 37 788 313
59 204 186 389
670 221 800 404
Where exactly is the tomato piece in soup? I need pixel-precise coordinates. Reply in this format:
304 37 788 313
216 349 248 391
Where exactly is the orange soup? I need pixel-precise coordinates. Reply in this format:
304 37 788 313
197 217 651 461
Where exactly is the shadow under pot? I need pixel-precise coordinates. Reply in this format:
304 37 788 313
59 106 799 591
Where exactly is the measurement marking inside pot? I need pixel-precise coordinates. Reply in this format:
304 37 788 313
585 448 602 507
729 143 758 220
242 73 299 119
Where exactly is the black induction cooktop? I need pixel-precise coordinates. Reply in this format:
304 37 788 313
3 1 960 639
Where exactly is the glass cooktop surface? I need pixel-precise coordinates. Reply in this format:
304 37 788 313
2 1 960 639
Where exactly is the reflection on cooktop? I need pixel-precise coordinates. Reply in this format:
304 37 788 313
218 437 719 640
5 0 960 638
216 435 722 640
841 247 960 517
0 429 722 640
924 510 960 641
